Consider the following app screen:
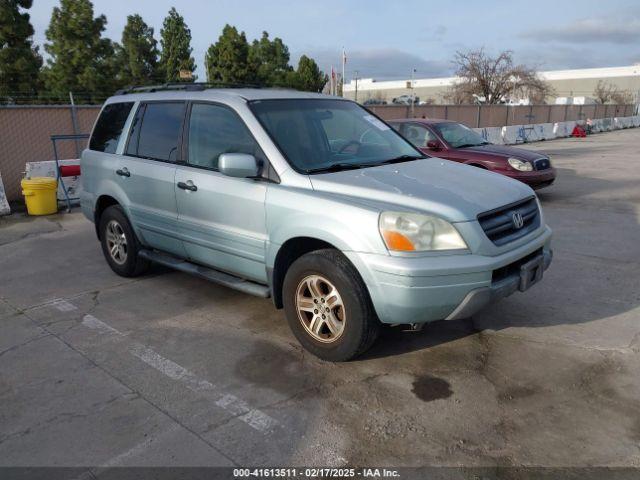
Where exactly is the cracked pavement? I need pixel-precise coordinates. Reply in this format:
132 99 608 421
0 129 639 470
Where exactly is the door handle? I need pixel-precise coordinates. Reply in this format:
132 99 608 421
116 168 130 177
177 181 197 192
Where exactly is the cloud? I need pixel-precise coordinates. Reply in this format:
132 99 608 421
516 44 640 71
434 25 447 38
292 48 452 80
521 17 640 44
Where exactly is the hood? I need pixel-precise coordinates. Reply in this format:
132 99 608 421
309 158 534 222
461 144 546 161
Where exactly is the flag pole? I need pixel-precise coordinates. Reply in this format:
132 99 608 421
331 65 335 95
341 48 346 97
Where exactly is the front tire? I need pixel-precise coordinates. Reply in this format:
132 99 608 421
99 205 149 277
282 249 380 361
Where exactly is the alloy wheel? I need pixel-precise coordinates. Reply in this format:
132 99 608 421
105 219 128 265
295 274 346 343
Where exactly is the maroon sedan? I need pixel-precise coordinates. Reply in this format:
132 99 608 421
389 119 556 189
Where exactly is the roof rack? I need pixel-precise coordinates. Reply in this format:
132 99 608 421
114 82 265 96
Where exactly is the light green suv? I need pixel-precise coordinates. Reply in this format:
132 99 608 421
81 85 552 361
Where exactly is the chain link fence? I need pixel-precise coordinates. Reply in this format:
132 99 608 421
0 105 100 202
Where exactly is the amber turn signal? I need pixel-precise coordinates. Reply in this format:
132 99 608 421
381 230 415 251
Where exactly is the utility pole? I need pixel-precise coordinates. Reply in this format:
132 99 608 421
69 91 81 157
341 48 347 98
410 68 416 117
354 70 359 103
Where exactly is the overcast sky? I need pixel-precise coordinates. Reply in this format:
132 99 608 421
28 0 640 81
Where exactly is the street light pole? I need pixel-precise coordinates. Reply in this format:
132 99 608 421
354 70 359 103
410 68 416 117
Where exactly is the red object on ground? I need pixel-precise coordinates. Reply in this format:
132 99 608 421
59 165 81 177
572 125 587 137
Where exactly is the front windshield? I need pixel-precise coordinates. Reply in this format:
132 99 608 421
249 99 423 173
433 122 489 148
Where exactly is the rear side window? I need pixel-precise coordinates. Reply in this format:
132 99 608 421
90 102 134 153
126 102 186 162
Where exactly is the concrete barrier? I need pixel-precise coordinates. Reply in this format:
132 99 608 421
0 172 10 216
552 121 576 138
539 123 557 140
598 118 614 131
614 117 633 129
25 159 82 202
475 126 504 145
473 116 638 146
501 125 521 144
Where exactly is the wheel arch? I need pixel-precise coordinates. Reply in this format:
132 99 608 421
270 237 342 309
94 195 121 239
467 162 488 169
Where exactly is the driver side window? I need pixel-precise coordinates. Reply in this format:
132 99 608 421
403 124 437 148
187 103 265 170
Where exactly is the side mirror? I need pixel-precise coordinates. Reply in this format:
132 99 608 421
218 153 259 178
426 140 443 151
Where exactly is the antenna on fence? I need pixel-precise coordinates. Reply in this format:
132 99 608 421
68 91 81 157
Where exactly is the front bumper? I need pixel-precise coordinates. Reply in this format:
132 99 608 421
504 167 556 188
444 249 552 320
345 226 552 324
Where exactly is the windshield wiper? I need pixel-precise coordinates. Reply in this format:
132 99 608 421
378 154 425 164
306 155 424 174
457 142 489 148
357 154 425 168
306 162 364 174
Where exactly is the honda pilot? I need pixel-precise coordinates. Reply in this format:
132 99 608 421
81 86 552 361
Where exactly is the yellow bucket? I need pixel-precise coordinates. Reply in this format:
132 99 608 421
21 177 58 215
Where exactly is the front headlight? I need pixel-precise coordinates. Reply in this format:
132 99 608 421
508 157 533 172
379 212 468 252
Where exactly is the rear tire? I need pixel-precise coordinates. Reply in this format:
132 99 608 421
99 205 149 277
282 249 380 361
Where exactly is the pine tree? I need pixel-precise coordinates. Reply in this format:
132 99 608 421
293 55 327 92
0 0 42 103
42 0 117 103
159 8 196 82
248 31 292 87
117 14 159 86
205 24 255 84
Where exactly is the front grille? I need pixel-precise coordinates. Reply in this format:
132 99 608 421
534 157 551 170
478 197 540 246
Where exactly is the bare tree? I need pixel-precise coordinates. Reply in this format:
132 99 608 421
593 80 614 104
447 49 553 104
594 80 633 104
611 89 633 105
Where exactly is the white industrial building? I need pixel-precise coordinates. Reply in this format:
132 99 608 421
343 65 640 105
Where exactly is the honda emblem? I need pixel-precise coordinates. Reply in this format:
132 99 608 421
512 212 524 229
